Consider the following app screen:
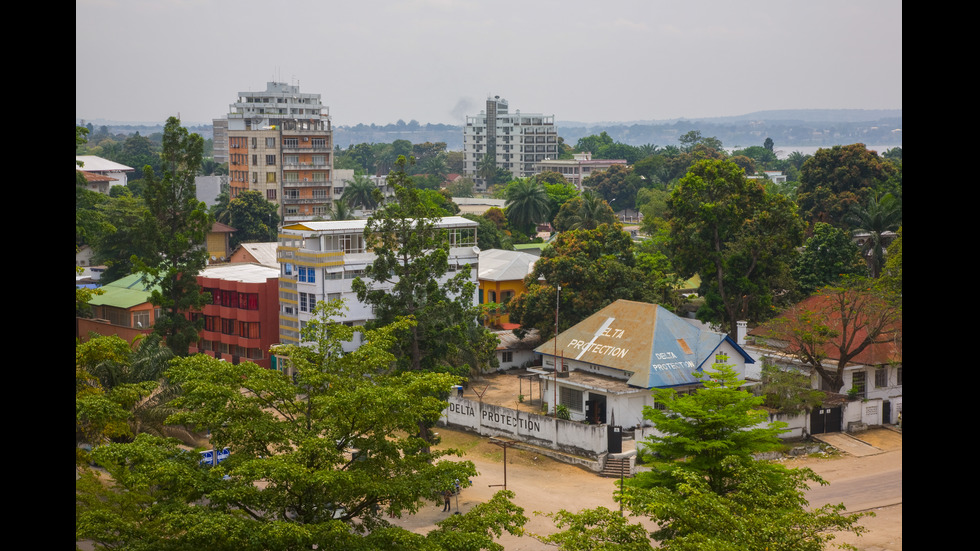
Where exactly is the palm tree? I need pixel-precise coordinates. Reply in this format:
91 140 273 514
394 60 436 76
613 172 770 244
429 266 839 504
505 178 551 235
555 191 617 232
847 193 902 278
477 153 498 189
330 197 355 221
342 174 380 210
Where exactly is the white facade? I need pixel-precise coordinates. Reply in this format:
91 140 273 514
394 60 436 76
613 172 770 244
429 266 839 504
533 153 628 189
277 217 481 350
463 95 558 188
227 82 328 130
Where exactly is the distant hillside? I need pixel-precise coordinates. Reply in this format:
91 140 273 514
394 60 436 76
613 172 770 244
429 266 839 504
77 109 901 152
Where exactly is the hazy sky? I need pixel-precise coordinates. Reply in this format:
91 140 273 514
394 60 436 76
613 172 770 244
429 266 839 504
76 0 901 127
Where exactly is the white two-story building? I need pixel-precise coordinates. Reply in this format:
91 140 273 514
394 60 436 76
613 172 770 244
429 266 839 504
276 217 480 350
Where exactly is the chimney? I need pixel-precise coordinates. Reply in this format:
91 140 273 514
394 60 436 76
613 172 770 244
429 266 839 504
737 321 748 345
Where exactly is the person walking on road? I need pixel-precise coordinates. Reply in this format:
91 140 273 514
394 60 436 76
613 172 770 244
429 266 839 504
442 489 452 512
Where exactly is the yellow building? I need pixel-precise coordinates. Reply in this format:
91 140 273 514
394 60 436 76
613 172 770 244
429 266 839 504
478 249 539 328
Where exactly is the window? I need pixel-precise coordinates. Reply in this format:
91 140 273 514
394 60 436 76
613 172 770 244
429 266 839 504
851 372 867 399
344 269 365 279
897 367 902 386
221 318 236 335
267 189 277 200
298 266 316 283
238 321 260 339
266 172 277 183
266 137 275 148
501 351 513 363
299 292 312 312
266 155 276 166
238 293 259 310
252 154 258 165
312 138 326 148
560 386 584 412
875 367 888 388
132 310 150 329
285 155 299 165
327 292 341 302
284 138 298 147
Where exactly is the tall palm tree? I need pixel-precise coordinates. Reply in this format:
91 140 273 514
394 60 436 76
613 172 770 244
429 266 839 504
847 193 902 278
342 174 380 210
505 178 551 235
330 197 355 221
477 153 498 189
572 191 617 230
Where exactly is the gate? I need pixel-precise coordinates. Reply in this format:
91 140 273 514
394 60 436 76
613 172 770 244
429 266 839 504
810 406 842 434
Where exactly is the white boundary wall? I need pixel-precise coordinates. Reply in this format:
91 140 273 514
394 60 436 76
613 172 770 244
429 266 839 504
440 397 609 458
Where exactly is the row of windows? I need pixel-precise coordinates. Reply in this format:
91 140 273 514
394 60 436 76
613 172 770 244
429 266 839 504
202 316 261 338
204 289 260 310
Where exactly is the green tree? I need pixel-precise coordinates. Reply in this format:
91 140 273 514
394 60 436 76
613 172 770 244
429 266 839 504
575 131 614 155
134 116 213 356
582 164 642 210
77 301 527 550
92 193 153 282
792 222 865 297
878 226 902 297
509 224 674 340
228 190 279 247
667 159 804 336
504 178 551 235
678 130 723 152
552 190 616 232
477 153 498 188
847 192 902 279
447 176 476 198
796 143 896 231
353 156 496 375
548 363 866 550
755 361 825 415
634 363 786 494
329 196 355 221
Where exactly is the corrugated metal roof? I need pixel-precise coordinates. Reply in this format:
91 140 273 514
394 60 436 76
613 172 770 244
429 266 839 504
86 274 158 309
478 249 538 281
535 300 741 389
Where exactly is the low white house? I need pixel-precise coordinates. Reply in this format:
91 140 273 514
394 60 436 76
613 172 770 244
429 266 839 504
531 300 755 429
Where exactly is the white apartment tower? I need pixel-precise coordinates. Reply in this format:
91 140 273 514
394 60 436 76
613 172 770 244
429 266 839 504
463 96 558 189
227 82 334 223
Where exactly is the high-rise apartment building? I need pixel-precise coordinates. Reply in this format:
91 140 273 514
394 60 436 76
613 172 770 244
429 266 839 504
463 95 558 189
227 82 333 223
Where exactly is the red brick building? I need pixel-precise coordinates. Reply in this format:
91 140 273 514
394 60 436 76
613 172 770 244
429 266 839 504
192 263 280 369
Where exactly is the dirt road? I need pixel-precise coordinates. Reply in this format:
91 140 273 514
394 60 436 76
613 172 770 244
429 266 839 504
390 427 901 550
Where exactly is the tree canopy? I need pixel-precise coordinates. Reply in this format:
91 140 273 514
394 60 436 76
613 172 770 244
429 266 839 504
352 156 497 376
509 224 675 340
667 159 803 335
76 302 527 549
796 144 896 231
133 116 213 356
545 363 868 550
